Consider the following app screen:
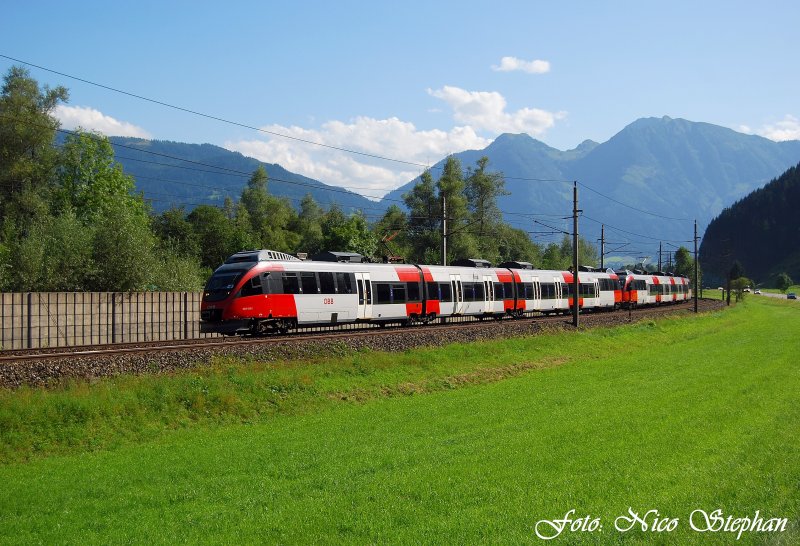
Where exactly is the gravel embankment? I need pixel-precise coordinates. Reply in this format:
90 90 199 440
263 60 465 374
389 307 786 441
0 299 726 389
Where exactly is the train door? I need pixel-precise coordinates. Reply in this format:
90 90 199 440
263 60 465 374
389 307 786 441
483 275 493 314
355 272 373 320
555 276 567 312
531 277 541 312
449 274 463 315
593 279 600 309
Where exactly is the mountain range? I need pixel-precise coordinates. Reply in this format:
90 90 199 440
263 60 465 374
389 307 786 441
108 138 377 215
383 117 800 246
110 117 800 248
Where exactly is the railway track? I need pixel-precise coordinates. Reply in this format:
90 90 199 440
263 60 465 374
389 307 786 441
0 299 725 389
0 312 564 362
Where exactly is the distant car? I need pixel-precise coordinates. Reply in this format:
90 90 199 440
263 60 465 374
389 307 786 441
754 289 761 294
788 293 797 300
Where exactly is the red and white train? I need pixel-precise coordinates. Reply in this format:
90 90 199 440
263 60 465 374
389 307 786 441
200 250 691 335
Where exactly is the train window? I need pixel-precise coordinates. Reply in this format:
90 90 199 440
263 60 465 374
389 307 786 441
392 283 407 303
300 272 318 294
375 283 391 304
461 282 482 302
365 280 373 304
319 272 336 294
357 279 364 304
205 271 240 292
240 275 263 297
493 282 504 299
440 283 452 302
336 273 355 294
204 270 247 301
503 282 514 299
522 282 532 299
281 272 301 294
263 272 282 294
407 282 420 302
426 282 439 300
630 279 646 291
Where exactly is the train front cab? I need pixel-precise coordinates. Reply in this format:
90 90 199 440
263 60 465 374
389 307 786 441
620 273 648 309
200 262 264 334
201 258 368 335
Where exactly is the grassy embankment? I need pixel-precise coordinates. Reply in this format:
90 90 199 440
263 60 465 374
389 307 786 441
0 297 798 543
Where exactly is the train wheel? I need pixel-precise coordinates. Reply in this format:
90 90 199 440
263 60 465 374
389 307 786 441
251 321 269 336
276 319 295 335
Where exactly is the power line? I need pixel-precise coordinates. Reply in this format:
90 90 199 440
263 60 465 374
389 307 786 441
4 67 661 232
26 118 409 204
46 121 585 223
582 214 692 244
2 53 701 236
577 181 690 221
0 53 440 169
1 55 583 186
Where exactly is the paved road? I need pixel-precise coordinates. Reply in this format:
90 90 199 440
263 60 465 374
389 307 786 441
755 291 797 300
698 290 797 301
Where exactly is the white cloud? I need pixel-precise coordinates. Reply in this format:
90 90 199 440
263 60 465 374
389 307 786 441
491 56 551 74
225 117 491 200
225 87 565 200
428 85 565 135
54 105 151 138
743 115 800 141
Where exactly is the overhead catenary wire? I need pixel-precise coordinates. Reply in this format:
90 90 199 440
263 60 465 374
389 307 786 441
582 214 692 245
0 56 598 186
38 119 590 225
0 57 692 245
577 181 690 221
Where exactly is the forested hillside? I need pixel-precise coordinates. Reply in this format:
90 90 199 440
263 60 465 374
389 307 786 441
699 162 800 285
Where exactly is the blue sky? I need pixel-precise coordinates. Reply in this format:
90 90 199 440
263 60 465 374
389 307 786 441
2 1 799 198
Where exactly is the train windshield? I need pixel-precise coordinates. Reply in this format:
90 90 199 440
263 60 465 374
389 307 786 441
204 269 247 301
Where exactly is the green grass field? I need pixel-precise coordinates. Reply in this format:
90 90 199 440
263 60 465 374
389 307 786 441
0 298 798 544
761 285 800 294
